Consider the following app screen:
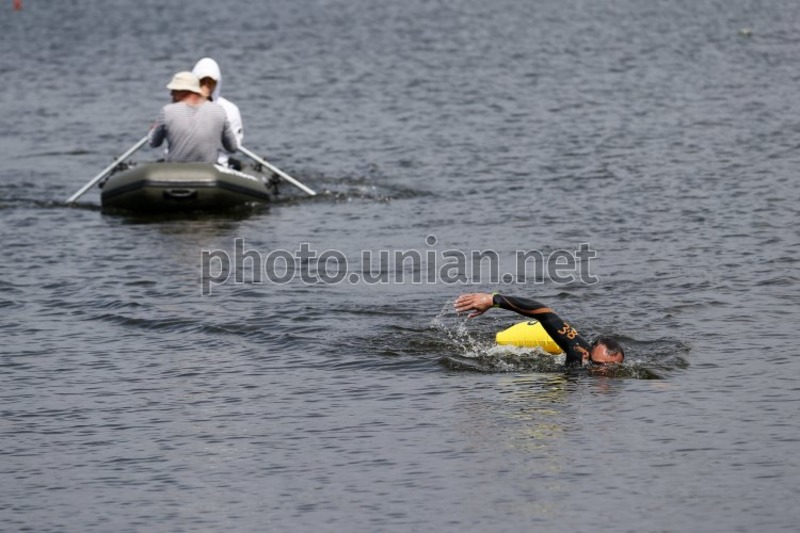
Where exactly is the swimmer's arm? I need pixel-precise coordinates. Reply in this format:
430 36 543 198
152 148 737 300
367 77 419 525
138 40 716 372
454 292 555 320
455 293 587 366
491 294 553 317
453 293 495 318
488 293 588 366
454 292 549 317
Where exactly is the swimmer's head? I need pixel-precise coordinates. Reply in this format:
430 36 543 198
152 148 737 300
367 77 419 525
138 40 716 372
589 336 624 364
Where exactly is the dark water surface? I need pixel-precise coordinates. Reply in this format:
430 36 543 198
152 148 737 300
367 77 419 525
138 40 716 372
2 1 799 531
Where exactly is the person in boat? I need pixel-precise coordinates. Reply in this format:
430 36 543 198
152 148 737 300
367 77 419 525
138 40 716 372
148 71 239 164
454 292 624 366
192 57 244 170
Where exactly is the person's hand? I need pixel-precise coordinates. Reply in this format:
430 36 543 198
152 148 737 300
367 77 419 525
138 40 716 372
454 293 494 318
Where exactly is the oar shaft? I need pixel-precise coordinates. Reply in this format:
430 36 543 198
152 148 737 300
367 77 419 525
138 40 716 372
238 145 316 196
67 136 149 204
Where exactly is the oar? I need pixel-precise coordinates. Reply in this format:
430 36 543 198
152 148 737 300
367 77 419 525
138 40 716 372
238 145 316 196
66 136 149 204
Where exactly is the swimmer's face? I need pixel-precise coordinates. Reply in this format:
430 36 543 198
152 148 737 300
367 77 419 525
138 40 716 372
589 342 624 365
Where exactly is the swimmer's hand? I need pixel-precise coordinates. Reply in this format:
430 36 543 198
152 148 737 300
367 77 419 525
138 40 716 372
454 293 494 318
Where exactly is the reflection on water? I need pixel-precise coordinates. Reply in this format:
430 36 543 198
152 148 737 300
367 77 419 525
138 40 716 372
100 205 269 226
501 374 569 452
451 373 582 521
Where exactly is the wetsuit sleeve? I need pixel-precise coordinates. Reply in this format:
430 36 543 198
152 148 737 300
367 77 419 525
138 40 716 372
493 294 591 367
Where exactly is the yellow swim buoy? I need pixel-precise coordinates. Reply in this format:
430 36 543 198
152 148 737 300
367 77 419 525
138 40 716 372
495 321 562 354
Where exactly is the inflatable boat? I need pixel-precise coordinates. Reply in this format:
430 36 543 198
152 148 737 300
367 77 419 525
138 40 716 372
495 321 563 354
100 162 274 212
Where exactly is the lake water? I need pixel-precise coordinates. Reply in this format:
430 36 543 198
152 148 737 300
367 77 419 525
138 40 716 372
2 0 799 531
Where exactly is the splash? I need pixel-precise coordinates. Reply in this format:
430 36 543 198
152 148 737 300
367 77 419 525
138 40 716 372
430 300 484 355
431 301 566 372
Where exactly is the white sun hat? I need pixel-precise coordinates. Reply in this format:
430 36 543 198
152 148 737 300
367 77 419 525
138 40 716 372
166 71 202 94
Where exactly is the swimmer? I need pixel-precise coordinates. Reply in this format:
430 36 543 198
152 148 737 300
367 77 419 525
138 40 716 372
454 293 624 367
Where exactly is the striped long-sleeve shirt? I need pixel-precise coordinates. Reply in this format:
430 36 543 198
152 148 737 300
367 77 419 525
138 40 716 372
149 101 238 164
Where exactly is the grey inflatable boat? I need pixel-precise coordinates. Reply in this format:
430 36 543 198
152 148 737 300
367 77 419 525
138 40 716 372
100 162 273 211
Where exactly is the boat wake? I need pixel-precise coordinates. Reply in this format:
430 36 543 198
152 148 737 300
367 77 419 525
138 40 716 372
277 164 431 204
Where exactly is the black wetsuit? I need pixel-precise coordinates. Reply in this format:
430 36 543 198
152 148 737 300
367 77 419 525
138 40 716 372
492 294 590 366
